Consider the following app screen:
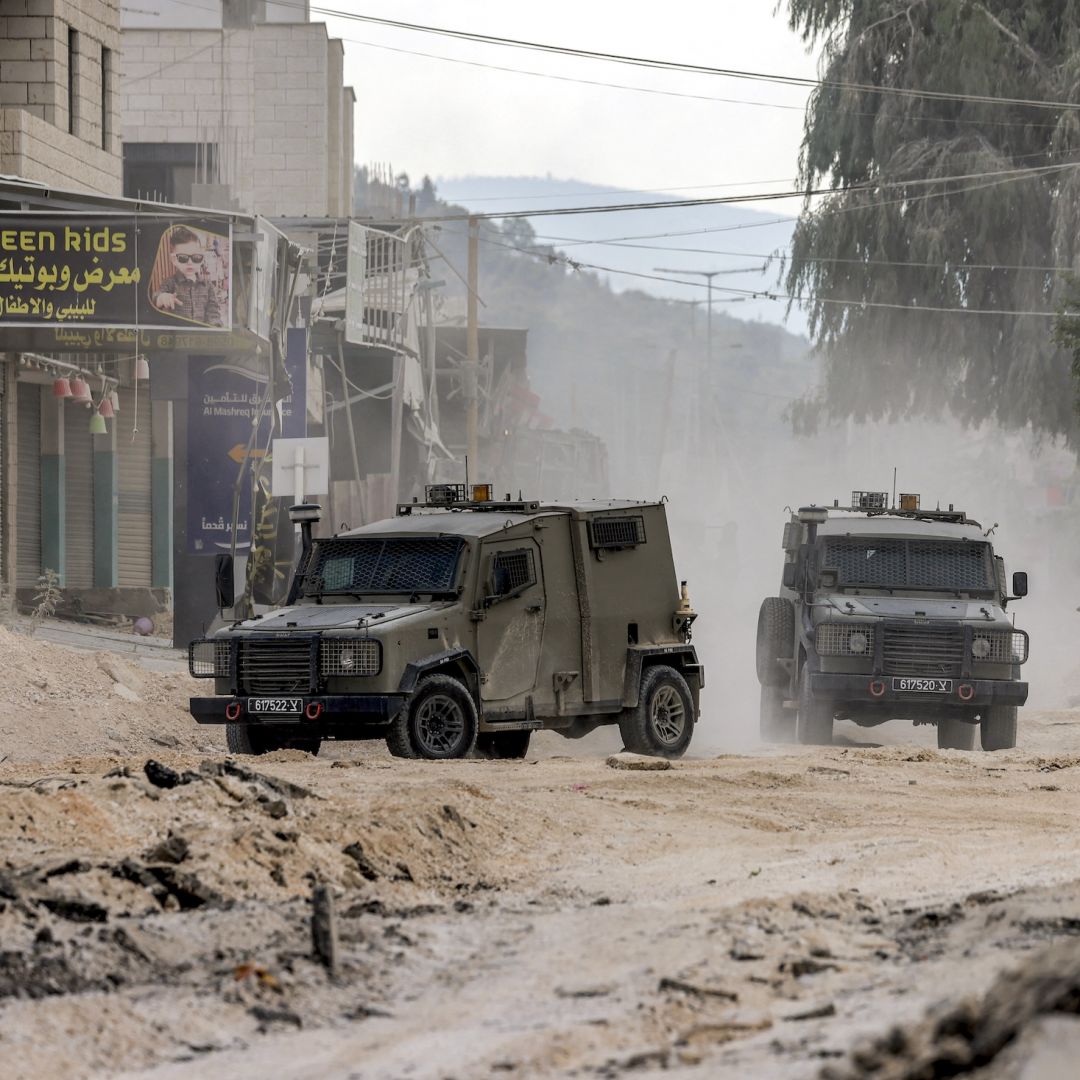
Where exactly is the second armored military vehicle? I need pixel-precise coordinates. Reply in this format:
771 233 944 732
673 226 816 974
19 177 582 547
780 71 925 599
189 487 703 759
756 492 1029 751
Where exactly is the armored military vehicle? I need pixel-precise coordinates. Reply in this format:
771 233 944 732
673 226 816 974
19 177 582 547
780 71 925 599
189 486 702 760
756 492 1029 751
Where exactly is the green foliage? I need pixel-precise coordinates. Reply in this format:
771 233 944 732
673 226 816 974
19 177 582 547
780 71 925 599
785 0 1080 435
31 568 60 623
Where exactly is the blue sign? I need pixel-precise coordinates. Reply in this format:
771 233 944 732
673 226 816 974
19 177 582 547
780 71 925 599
186 331 306 555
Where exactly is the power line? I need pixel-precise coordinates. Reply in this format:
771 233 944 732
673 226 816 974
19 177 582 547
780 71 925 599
334 34 1067 133
268 0 1080 114
472 227 1066 318
423 160 1077 222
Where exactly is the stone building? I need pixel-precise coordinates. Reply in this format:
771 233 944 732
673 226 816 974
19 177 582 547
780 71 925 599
119 0 354 216
0 0 121 194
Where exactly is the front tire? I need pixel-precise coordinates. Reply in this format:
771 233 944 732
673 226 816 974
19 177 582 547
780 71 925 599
759 683 792 742
981 705 1017 751
796 667 833 746
387 675 478 760
619 665 695 758
756 598 794 687
226 723 321 756
476 730 532 759
937 718 976 750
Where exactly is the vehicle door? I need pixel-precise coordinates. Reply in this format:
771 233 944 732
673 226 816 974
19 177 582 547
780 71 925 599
475 537 545 702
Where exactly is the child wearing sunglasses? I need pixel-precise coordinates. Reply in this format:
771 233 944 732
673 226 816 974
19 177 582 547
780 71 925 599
153 225 223 326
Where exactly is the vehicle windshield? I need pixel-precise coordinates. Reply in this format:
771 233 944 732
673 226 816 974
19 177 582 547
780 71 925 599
301 537 465 597
819 537 995 593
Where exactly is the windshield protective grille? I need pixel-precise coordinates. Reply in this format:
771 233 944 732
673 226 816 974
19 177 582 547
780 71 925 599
822 539 992 591
304 537 464 596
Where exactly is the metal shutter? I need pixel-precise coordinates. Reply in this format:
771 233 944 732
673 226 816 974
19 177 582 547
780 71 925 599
15 382 41 588
117 386 152 587
64 401 94 588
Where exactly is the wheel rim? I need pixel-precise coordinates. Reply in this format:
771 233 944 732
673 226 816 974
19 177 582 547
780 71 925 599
650 684 686 745
414 693 466 755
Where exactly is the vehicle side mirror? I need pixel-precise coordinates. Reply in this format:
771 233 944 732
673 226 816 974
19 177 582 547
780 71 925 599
214 554 235 610
782 562 798 589
1011 571 1028 598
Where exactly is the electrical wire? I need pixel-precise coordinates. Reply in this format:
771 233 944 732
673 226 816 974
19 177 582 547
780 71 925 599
332 34 1069 133
263 0 1080 114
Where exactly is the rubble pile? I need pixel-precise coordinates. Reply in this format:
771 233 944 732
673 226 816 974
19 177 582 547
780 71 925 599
0 626 218 762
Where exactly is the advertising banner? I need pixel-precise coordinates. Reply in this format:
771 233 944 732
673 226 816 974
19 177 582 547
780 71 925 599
186 335 306 556
345 220 367 345
0 215 232 329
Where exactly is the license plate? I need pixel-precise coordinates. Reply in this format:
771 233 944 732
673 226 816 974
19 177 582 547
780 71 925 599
248 697 303 715
892 678 953 694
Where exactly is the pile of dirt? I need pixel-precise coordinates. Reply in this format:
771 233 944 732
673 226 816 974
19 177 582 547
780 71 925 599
0 626 220 763
822 940 1080 1079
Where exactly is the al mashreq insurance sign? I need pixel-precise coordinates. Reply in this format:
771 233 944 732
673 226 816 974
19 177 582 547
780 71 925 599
0 215 232 329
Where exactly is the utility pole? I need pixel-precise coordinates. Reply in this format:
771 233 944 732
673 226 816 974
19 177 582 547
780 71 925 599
653 264 764 369
466 215 480 476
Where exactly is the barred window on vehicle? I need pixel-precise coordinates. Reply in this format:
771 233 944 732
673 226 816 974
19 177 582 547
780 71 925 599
303 537 465 596
821 539 994 591
490 548 536 597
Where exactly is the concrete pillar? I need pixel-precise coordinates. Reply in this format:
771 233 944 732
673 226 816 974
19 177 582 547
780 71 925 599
39 386 65 584
93 407 118 587
151 398 173 589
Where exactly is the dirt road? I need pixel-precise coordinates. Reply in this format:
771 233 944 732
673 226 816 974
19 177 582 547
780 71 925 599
3 687 1080 1078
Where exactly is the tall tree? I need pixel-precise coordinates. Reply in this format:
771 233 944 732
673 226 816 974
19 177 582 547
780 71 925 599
785 0 1080 436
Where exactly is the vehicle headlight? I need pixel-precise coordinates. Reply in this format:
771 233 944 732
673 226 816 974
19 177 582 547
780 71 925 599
189 638 230 678
319 639 381 677
972 630 1028 664
816 624 875 657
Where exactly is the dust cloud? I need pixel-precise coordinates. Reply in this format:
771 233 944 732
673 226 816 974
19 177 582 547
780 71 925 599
658 415 1079 752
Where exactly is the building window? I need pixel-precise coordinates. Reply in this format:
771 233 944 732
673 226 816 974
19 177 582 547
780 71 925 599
67 29 78 136
101 46 111 151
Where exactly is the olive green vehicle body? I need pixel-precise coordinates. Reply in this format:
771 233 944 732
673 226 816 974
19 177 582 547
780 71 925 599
189 500 702 748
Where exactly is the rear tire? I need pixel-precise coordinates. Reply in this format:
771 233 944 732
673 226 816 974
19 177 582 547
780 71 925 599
796 667 833 746
386 675 478 760
937 718 976 750
619 665 695 758
981 705 1017 751
476 730 532 759
226 723 321 756
759 683 792 743
756 598 794 687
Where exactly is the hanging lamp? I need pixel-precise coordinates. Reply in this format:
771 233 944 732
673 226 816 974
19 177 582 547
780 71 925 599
89 410 107 435
135 355 150 381
109 390 120 413
98 395 115 419
52 376 72 398
70 376 92 404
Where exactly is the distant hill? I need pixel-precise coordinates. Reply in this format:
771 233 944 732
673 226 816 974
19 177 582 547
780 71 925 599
435 175 803 333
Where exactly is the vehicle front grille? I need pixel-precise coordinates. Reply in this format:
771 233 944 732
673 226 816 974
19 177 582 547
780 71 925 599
882 624 964 677
237 639 315 694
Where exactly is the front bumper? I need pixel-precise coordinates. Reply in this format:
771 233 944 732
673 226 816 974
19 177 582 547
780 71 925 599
190 694 406 726
809 673 1028 708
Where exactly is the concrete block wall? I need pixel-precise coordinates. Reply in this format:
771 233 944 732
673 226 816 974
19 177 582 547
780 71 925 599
0 0 121 159
121 20 351 218
0 106 121 192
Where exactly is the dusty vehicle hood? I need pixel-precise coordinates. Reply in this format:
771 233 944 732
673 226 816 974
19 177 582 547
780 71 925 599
226 602 455 633
819 594 1007 623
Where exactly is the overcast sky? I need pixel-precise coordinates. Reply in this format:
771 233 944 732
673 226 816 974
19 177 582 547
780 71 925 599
313 2 820 207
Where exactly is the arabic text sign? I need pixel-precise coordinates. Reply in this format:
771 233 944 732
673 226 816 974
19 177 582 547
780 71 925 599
0 216 232 330
186 343 306 555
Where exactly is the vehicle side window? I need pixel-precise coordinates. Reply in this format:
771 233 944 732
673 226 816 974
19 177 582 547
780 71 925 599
489 548 536 600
